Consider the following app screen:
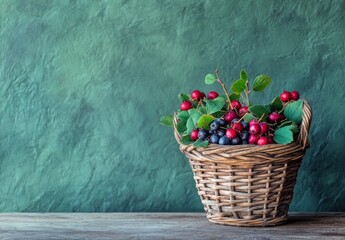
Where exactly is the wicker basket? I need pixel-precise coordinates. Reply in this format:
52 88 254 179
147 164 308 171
173 100 312 227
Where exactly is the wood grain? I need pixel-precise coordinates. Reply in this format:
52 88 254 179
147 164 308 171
0 213 344 240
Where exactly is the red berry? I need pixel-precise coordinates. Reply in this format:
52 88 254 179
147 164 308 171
291 91 300 101
180 101 192 111
248 134 258 144
231 100 242 111
191 90 203 100
257 137 269 146
207 91 219 100
238 106 248 117
233 122 244 132
190 129 199 141
226 128 237 139
201 92 206 99
280 91 292 102
268 112 281 122
249 119 259 126
260 122 269 134
224 111 238 123
249 123 261 135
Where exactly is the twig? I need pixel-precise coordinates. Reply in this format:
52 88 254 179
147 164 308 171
245 80 250 106
215 69 233 110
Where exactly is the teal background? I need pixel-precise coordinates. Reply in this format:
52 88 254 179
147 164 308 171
0 0 344 212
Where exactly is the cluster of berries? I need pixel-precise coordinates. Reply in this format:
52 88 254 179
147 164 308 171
183 89 300 146
180 90 219 111
190 112 273 146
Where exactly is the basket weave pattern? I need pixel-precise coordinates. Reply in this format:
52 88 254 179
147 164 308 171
174 100 312 226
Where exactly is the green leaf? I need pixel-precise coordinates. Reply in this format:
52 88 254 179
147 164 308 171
284 100 303 124
240 69 248 80
229 93 240 101
205 74 217 84
188 109 202 126
197 114 215 130
231 78 246 93
186 117 195 134
274 126 294 144
159 115 174 126
205 98 225 114
243 113 256 123
198 107 207 114
177 121 187 134
180 135 194 145
252 75 272 91
212 110 226 118
248 105 270 118
178 93 190 102
177 111 190 134
270 96 283 112
193 139 209 148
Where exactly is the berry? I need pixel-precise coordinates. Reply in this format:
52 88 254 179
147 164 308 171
231 136 241 145
190 129 199 141
226 128 237 139
257 137 269 146
248 134 258 144
249 119 259 126
210 121 220 131
201 92 206 99
268 137 274 144
268 112 281 122
241 121 249 129
210 134 219 144
231 100 242 111
180 101 192 111
280 91 292 102
238 106 248 117
242 140 248 144
249 123 261 135
231 118 240 124
224 111 238 123
260 122 269 134
218 136 230 145
191 90 203 100
217 118 226 127
291 91 300 101
233 122 244 132
198 129 209 141
207 91 219 100
209 130 215 135
240 130 250 141
217 130 225 137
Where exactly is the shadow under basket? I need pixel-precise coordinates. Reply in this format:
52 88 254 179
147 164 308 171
173 100 312 227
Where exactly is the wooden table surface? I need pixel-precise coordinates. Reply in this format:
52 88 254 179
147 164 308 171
0 213 344 240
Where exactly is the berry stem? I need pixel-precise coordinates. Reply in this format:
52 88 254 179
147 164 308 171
215 69 233 110
258 113 265 122
245 80 250 106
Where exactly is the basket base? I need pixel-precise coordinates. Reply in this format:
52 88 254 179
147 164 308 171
207 214 288 227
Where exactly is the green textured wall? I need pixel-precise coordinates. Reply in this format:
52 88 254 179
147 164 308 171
0 0 344 212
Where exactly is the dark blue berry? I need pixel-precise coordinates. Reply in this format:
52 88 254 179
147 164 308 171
218 136 230 145
217 130 225 137
210 121 220 131
241 121 249 129
209 130 215 135
231 118 240 124
210 134 219 144
218 119 226 127
242 140 248 144
231 136 242 145
240 130 250 141
198 129 209 141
